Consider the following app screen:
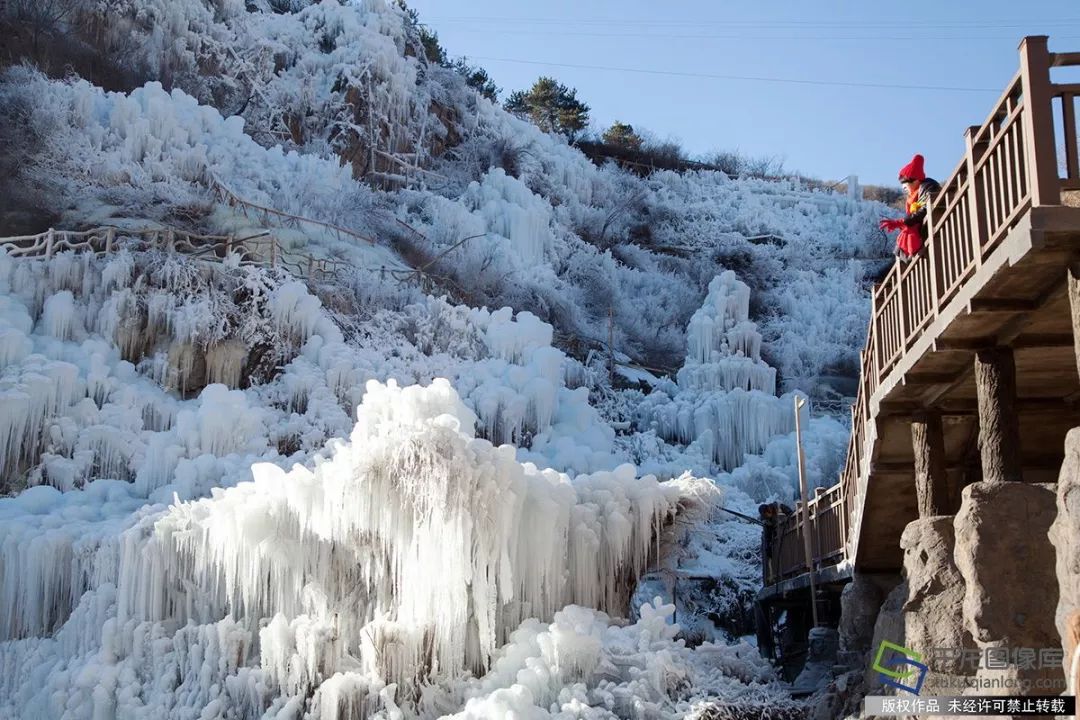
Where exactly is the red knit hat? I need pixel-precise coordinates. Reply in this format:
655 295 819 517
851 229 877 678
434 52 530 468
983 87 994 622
899 154 926 182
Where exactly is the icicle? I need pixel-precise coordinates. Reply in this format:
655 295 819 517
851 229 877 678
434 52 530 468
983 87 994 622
0 358 80 482
205 340 248 389
0 300 33 370
164 342 200 395
270 281 323 346
75 425 134 482
40 291 78 341
47 252 85 293
100 251 134 291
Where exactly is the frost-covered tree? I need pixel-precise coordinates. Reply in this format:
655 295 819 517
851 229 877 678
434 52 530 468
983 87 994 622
396 0 446 65
602 121 643 151
3 0 80 35
452 58 499 101
505 77 590 141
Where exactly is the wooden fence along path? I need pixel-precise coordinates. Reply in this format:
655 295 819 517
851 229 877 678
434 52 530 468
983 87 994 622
766 37 1080 586
0 172 410 280
0 225 354 283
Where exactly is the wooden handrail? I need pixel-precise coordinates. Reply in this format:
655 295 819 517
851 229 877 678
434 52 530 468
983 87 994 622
1051 51 1080 67
766 36 1074 588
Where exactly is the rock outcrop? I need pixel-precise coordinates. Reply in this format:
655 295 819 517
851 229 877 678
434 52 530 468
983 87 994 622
899 516 978 694
838 573 900 662
792 626 840 695
1049 427 1080 694
865 579 909 696
954 480 1060 690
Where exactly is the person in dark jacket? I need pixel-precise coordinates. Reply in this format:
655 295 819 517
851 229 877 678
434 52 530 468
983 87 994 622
759 503 777 583
758 502 793 583
879 154 941 261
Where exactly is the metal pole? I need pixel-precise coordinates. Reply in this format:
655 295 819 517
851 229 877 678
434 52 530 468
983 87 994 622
673 574 677 625
794 394 820 627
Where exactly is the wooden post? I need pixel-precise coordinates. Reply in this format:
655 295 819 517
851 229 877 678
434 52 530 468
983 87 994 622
1069 263 1080 382
45 228 55 258
895 269 909 352
964 126 990 262
105 227 114 254
974 346 1023 483
270 239 277 268
1018 36 1061 207
794 395 820 627
871 292 883 387
911 412 950 516
1063 91 1079 183
926 192 943 317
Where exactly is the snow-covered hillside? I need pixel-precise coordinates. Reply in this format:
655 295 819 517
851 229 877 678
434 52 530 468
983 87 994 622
0 0 888 717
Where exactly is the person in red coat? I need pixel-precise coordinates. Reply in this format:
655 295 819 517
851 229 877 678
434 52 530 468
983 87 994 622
879 154 941 261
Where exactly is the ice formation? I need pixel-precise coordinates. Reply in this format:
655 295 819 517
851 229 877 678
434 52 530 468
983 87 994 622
0 374 718 718
446 601 793 719
678 273 774 395
121 380 714 697
638 272 799 471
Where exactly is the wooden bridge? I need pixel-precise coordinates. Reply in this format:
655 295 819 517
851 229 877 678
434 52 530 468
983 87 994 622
762 37 1080 617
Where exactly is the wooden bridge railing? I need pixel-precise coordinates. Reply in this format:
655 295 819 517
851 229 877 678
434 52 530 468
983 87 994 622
765 36 1079 588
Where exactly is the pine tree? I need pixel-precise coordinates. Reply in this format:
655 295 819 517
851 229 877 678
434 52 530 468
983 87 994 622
602 121 643 151
504 77 590 141
395 0 447 66
453 59 499 102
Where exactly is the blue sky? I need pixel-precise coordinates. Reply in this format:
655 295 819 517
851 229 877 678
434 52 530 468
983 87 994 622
407 1 1080 186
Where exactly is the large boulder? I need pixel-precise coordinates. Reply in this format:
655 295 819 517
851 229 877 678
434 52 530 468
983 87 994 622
1049 427 1080 693
901 517 976 677
866 579 908 696
954 480 1060 689
839 574 883 656
792 626 841 695
838 573 901 665
808 668 870 720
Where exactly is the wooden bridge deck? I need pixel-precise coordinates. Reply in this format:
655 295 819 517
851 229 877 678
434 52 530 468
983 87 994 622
763 37 1080 592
